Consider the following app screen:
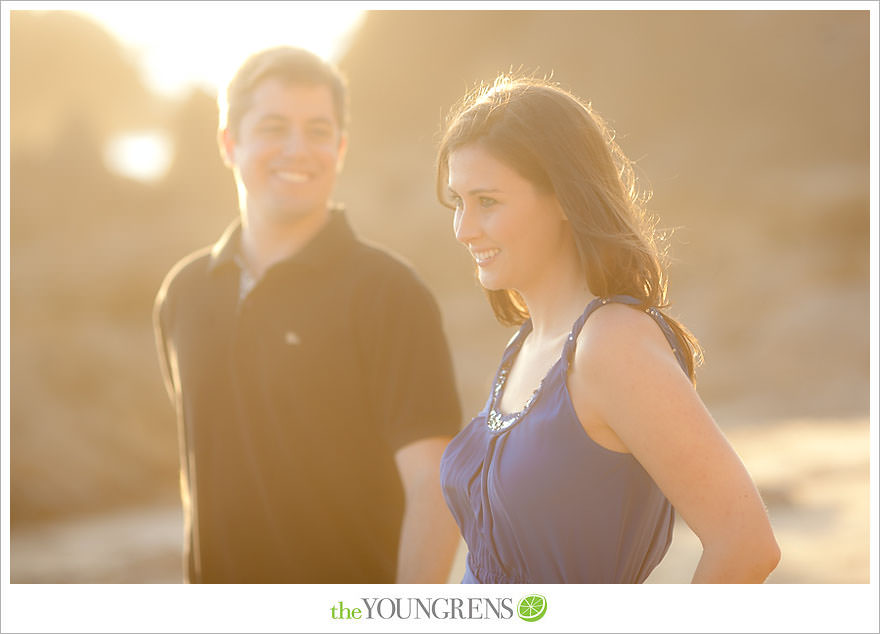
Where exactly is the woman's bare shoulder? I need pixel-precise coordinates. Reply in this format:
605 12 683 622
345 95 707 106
576 303 673 363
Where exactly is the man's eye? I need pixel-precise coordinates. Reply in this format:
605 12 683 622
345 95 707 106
307 127 333 141
258 125 286 136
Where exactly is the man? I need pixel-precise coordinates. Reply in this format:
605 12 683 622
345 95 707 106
153 47 462 583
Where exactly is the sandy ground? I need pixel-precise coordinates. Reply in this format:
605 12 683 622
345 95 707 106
9 417 871 584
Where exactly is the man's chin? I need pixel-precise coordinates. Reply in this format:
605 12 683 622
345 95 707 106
266 202 329 224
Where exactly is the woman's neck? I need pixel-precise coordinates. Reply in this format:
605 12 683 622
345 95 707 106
517 265 595 343
522 286 595 343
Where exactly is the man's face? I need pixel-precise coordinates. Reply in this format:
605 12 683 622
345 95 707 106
223 78 346 227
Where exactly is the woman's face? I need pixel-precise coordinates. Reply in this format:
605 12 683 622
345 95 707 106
447 143 572 294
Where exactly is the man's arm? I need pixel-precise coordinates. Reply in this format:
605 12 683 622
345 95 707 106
394 436 460 583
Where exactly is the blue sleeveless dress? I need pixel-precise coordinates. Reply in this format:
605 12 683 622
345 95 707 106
440 295 690 583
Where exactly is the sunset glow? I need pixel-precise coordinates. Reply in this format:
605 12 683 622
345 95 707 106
73 3 365 181
78 3 365 98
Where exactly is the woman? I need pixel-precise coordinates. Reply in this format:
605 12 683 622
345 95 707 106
437 76 780 583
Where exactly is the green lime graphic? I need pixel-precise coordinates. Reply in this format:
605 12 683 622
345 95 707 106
517 594 547 622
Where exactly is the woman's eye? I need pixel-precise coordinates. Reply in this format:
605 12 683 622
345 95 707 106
478 196 497 208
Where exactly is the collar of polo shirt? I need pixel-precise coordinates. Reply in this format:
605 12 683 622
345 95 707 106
208 204 354 277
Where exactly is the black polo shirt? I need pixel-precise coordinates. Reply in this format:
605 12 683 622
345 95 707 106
154 209 462 583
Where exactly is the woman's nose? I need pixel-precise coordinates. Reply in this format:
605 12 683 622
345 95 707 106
454 203 480 244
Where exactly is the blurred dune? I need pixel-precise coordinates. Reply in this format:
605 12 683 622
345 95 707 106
10 11 238 525
7 9 871 583
10 12 157 153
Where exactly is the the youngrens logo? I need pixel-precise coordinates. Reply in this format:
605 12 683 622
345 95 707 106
329 594 547 622
517 594 548 622
330 597 512 621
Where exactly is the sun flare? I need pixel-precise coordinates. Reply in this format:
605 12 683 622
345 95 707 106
74 4 365 182
78 4 365 98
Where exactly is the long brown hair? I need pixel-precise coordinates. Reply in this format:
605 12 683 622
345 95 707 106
436 76 703 381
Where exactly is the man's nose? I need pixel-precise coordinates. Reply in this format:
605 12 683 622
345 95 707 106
282 130 308 156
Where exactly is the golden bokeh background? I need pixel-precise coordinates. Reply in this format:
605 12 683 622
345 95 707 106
7 9 871 583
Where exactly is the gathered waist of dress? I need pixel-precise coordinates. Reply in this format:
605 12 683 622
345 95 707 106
466 552 529 584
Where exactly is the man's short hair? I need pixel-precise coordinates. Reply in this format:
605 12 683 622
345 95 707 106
219 46 349 137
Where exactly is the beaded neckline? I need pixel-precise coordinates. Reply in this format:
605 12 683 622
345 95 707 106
484 296 605 433
483 296 687 433
485 364 546 432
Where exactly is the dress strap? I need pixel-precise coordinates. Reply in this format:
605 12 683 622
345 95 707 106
496 318 533 371
562 295 690 375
